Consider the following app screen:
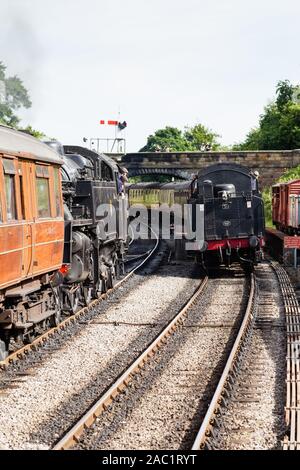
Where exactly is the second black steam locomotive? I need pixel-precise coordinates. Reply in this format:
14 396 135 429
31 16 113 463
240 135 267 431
128 163 265 268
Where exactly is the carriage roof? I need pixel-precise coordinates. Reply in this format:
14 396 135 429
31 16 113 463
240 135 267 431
0 125 63 165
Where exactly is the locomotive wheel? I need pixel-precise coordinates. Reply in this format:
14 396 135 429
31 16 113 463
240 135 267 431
108 256 119 287
24 330 35 345
107 271 113 290
102 278 109 293
63 288 81 314
99 266 111 293
96 280 104 297
50 310 61 327
83 286 93 306
71 290 81 313
0 338 8 361
50 287 61 326
115 259 121 279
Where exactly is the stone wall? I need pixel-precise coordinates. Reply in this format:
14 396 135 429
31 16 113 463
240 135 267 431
120 150 300 188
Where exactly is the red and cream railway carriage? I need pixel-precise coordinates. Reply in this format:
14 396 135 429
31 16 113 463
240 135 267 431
0 125 64 358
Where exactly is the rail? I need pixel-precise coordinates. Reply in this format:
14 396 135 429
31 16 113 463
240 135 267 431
271 261 300 450
53 276 209 450
191 273 257 450
0 228 159 370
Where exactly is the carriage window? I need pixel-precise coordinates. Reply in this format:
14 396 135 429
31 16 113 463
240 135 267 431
53 167 62 217
36 177 51 218
36 165 49 178
5 175 17 220
3 159 17 221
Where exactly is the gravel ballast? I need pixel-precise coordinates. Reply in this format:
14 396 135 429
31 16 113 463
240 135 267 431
76 271 249 450
0 257 200 449
215 262 287 450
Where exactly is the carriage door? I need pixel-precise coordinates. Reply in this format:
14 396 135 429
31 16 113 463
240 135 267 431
20 161 34 279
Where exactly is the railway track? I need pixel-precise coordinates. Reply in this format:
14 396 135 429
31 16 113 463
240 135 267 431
1 258 294 450
71 269 252 451
271 262 300 450
190 272 257 450
0 246 201 449
53 275 209 450
190 261 297 451
211 262 286 450
0 231 159 370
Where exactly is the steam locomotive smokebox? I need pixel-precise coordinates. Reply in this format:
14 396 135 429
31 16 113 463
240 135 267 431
265 228 300 266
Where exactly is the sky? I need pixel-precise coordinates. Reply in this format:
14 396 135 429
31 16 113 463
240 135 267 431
1 0 300 152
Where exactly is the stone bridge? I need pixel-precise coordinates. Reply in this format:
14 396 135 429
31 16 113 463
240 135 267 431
113 150 300 187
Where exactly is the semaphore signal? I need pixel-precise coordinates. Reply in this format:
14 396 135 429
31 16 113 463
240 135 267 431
99 120 127 129
86 119 127 153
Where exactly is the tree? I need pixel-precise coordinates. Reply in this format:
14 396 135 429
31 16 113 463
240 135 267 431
0 61 32 127
18 125 47 139
276 80 294 110
140 124 220 152
184 124 220 151
234 80 300 150
139 126 188 152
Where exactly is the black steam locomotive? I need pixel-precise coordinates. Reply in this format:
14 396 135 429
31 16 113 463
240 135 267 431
128 163 265 268
190 163 265 267
46 143 128 314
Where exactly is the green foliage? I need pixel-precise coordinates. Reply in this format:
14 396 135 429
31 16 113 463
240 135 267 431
140 124 221 152
0 62 47 140
276 80 294 110
140 127 187 152
235 80 300 150
0 103 19 127
0 63 4 81
277 165 300 183
18 125 47 140
184 124 220 151
0 61 32 127
262 187 273 228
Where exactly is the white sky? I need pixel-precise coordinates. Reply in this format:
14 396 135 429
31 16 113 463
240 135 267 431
1 0 300 151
